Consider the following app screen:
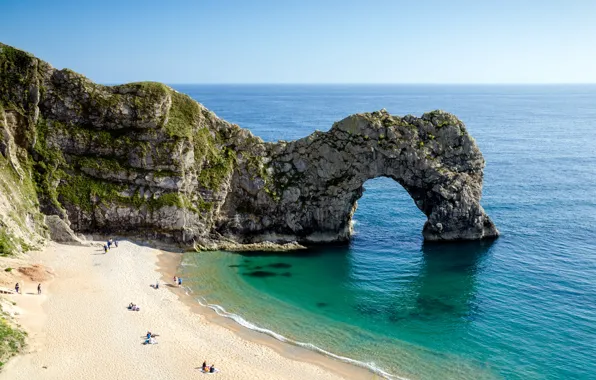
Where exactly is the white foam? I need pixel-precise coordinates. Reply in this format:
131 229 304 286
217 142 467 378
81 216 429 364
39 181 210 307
195 296 405 380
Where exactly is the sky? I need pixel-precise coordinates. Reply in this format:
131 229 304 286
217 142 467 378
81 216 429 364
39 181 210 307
1 0 596 84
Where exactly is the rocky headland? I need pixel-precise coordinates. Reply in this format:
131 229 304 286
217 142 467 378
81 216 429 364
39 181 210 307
0 43 498 253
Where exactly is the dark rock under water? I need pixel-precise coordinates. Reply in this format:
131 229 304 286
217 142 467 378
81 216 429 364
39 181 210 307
243 270 278 278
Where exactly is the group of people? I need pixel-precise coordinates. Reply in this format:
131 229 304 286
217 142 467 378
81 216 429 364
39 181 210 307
128 302 140 311
14 283 42 295
141 261 220 373
153 276 182 290
173 276 182 287
202 361 218 373
103 238 118 254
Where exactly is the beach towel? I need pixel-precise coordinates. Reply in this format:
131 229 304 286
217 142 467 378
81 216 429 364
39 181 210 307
201 369 219 374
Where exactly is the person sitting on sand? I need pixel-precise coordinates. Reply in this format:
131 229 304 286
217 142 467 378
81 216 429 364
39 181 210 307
209 364 216 373
202 361 208 371
144 336 157 345
129 303 140 311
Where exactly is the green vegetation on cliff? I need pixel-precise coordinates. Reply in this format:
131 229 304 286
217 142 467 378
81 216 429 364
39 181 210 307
0 228 17 256
0 44 36 116
57 172 187 213
0 305 27 368
0 42 243 243
0 139 46 255
166 90 200 138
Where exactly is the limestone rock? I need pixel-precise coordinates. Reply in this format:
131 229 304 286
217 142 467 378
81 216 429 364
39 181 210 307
0 42 498 252
45 215 88 246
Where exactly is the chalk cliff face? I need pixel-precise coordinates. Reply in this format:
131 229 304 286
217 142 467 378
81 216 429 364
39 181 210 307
0 43 498 253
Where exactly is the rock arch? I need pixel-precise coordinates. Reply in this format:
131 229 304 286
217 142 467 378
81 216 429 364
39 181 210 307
0 43 497 250
220 109 499 243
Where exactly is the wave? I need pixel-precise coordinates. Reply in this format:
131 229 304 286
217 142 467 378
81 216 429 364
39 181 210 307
194 295 404 380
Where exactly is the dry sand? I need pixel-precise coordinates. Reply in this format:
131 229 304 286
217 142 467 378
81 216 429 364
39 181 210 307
0 241 376 380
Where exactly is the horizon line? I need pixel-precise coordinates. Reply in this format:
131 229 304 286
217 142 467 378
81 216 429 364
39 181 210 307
104 82 596 86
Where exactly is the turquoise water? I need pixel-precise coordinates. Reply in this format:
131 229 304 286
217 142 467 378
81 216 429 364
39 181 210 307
177 85 596 379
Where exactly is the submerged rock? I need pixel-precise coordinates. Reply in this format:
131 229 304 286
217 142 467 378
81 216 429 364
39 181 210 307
0 43 498 253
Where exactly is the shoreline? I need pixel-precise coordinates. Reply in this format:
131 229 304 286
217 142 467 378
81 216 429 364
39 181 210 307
155 250 384 380
0 241 384 380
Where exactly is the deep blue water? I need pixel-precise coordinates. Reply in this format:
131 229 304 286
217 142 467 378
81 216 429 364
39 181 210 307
176 85 596 379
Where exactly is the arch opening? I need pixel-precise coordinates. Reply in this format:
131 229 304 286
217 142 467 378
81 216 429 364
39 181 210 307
349 177 427 248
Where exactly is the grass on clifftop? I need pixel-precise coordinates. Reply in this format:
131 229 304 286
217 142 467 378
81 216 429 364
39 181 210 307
0 306 27 368
165 90 201 138
0 44 35 114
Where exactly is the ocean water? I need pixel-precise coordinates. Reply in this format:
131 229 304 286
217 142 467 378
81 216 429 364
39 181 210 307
174 85 596 379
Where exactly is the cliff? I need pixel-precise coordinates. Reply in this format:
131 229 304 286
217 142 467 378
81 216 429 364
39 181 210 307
0 43 498 253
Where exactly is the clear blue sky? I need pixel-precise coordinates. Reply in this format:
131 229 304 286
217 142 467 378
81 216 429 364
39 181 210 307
1 0 595 84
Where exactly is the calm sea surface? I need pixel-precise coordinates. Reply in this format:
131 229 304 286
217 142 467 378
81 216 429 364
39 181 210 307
173 85 596 379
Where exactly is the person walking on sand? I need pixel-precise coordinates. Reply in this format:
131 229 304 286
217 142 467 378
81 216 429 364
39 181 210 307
37 283 41 295
107 239 112 249
15 283 19 294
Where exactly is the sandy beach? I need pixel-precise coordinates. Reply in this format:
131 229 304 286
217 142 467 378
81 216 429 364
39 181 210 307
0 241 377 380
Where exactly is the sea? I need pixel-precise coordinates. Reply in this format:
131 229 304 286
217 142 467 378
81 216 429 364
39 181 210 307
172 85 596 380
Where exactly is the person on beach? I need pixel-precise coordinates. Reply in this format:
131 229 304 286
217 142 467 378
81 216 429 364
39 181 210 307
15 283 19 294
128 303 140 311
38 283 41 295
155 280 159 289
174 276 178 286
178 277 182 286
107 239 112 249
202 361 208 371
114 240 118 248
103 244 108 254
209 364 216 373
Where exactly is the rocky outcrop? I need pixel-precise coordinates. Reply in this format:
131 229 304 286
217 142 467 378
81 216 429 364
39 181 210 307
45 215 88 245
0 43 498 253
221 110 498 243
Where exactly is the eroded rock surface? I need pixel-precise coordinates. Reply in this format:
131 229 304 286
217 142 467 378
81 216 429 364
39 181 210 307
0 43 498 252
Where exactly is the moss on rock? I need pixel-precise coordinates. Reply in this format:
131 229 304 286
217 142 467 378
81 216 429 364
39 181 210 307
166 90 201 138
